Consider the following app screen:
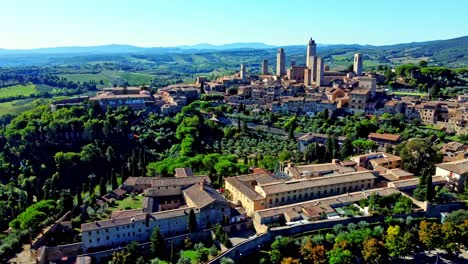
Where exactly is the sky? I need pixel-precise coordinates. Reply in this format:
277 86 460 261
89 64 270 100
1 0 467 49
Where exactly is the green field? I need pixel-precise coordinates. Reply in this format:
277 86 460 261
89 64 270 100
60 70 155 87
60 73 112 86
0 84 37 99
0 98 40 116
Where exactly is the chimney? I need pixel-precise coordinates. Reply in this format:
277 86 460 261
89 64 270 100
199 181 204 190
332 159 340 164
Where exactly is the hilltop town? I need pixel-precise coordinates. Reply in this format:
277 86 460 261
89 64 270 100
56 37 466 135
7 38 461 264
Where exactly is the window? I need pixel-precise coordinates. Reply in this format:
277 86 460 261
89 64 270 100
89 239 92 243
106 236 109 240
324 189 327 195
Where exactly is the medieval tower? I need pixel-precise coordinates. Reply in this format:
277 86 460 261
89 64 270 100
276 48 286 76
353 53 363 76
262 59 268 75
306 37 317 68
240 64 246 81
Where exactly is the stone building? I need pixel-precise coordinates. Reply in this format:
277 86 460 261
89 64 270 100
225 171 376 216
143 176 211 213
81 180 230 252
350 152 403 170
367 133 401 149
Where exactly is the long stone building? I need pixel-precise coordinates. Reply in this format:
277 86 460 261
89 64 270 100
225 171 376 216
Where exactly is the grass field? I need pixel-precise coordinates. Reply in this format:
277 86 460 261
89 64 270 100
0 84 37 99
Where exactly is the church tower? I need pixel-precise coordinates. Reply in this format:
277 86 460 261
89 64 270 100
276 48 286 76
306 37 317 68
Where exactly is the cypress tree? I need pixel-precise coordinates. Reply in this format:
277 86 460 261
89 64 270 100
188 208 197 232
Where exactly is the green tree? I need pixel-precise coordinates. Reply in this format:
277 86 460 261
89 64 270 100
327 247 352 264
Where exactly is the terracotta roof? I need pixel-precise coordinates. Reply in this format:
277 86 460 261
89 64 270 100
368 133 401 142
111 209 143 219
183 183 228 208
259 171 376 195
389 176 445 189
436 159 468 175
288 163 356 177
151 175 211 188
225 176 268 201
123 177 155 187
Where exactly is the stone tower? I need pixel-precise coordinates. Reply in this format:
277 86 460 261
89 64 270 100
306 37 317 68
353 53 363 76
240 64 246 81
316 57 325 86
262 59 268 75
276 48 286 76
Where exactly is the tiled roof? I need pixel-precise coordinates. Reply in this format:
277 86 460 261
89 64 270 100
225 177 265 201
151 175 211 188
368 133 401 142
183 184 228 208
174 168 194 177
81 207 194 232
111 209 143 219
389 176 445 189
436 159 468 175
259 171 376 195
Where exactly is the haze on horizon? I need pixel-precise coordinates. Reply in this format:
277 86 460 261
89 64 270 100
1 0 467 49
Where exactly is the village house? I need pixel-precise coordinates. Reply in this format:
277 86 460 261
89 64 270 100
435 158 468 191
367 132 401 149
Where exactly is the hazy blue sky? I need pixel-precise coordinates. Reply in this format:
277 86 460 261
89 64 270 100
1 0 467 49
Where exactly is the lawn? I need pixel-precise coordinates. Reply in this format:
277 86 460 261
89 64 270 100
111 194 143 211
181 250 199 264
388 91 427 97
0 84 37 99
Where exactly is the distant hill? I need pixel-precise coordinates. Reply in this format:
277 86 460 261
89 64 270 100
0 36 466 68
